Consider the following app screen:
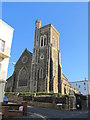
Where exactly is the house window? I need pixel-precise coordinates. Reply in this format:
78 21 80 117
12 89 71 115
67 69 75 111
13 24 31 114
84 82 86 85
84 87 86 90
0 39 5 52
79 85 80 88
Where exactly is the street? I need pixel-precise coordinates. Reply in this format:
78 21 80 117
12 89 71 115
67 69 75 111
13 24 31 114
4 106 88 120
27 106 88 119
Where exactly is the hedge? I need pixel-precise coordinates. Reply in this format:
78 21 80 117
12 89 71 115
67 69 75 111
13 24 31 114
5 92 65 97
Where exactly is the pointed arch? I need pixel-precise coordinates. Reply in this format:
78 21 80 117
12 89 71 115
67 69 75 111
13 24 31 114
44 35 47 46
40 35 47 47
40 36 43 47
18 67 28 87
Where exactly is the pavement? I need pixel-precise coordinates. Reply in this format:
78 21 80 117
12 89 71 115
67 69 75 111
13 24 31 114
2 106 88 120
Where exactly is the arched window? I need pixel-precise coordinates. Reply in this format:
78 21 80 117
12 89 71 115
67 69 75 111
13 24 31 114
44 35 47 46
39 68 43 78
18 67 28 87
40 36 43 47
40 35 47 47
41 39 43 46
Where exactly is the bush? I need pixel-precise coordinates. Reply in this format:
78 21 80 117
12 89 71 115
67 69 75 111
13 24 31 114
35 92 53 96
5 92 65 97
5 92 18 95
5 92 34 96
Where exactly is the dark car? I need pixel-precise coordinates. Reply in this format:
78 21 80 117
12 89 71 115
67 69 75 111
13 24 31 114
3 96 8 104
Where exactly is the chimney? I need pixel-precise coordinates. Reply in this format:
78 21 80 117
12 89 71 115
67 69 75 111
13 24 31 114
85 77 87 81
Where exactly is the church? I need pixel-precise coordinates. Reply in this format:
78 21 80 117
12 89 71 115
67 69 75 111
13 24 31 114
5 20 78 95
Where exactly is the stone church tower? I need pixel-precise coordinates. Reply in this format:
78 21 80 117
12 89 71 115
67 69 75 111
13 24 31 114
30 20 62 93
5 20 78 95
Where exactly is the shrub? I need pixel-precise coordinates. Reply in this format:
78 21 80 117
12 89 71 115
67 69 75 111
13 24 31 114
5 92 65 97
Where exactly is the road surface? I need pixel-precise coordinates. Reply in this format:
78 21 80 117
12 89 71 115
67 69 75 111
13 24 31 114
27 106 88 119
3 106 88 120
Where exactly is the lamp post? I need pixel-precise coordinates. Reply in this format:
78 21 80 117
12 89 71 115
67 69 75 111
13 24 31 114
8 62 15 75
9 62 15 65
9 62 15 73
9 62 15 75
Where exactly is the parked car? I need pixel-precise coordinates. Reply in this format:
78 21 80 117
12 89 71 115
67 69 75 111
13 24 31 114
3 96 8 104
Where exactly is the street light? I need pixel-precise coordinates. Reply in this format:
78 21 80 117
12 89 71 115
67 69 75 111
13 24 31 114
7 62 16 92
9 62 15 65
8 62 16 80
9 61 15 71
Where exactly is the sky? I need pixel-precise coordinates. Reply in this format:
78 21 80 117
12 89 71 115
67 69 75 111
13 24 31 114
2 2 88 82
